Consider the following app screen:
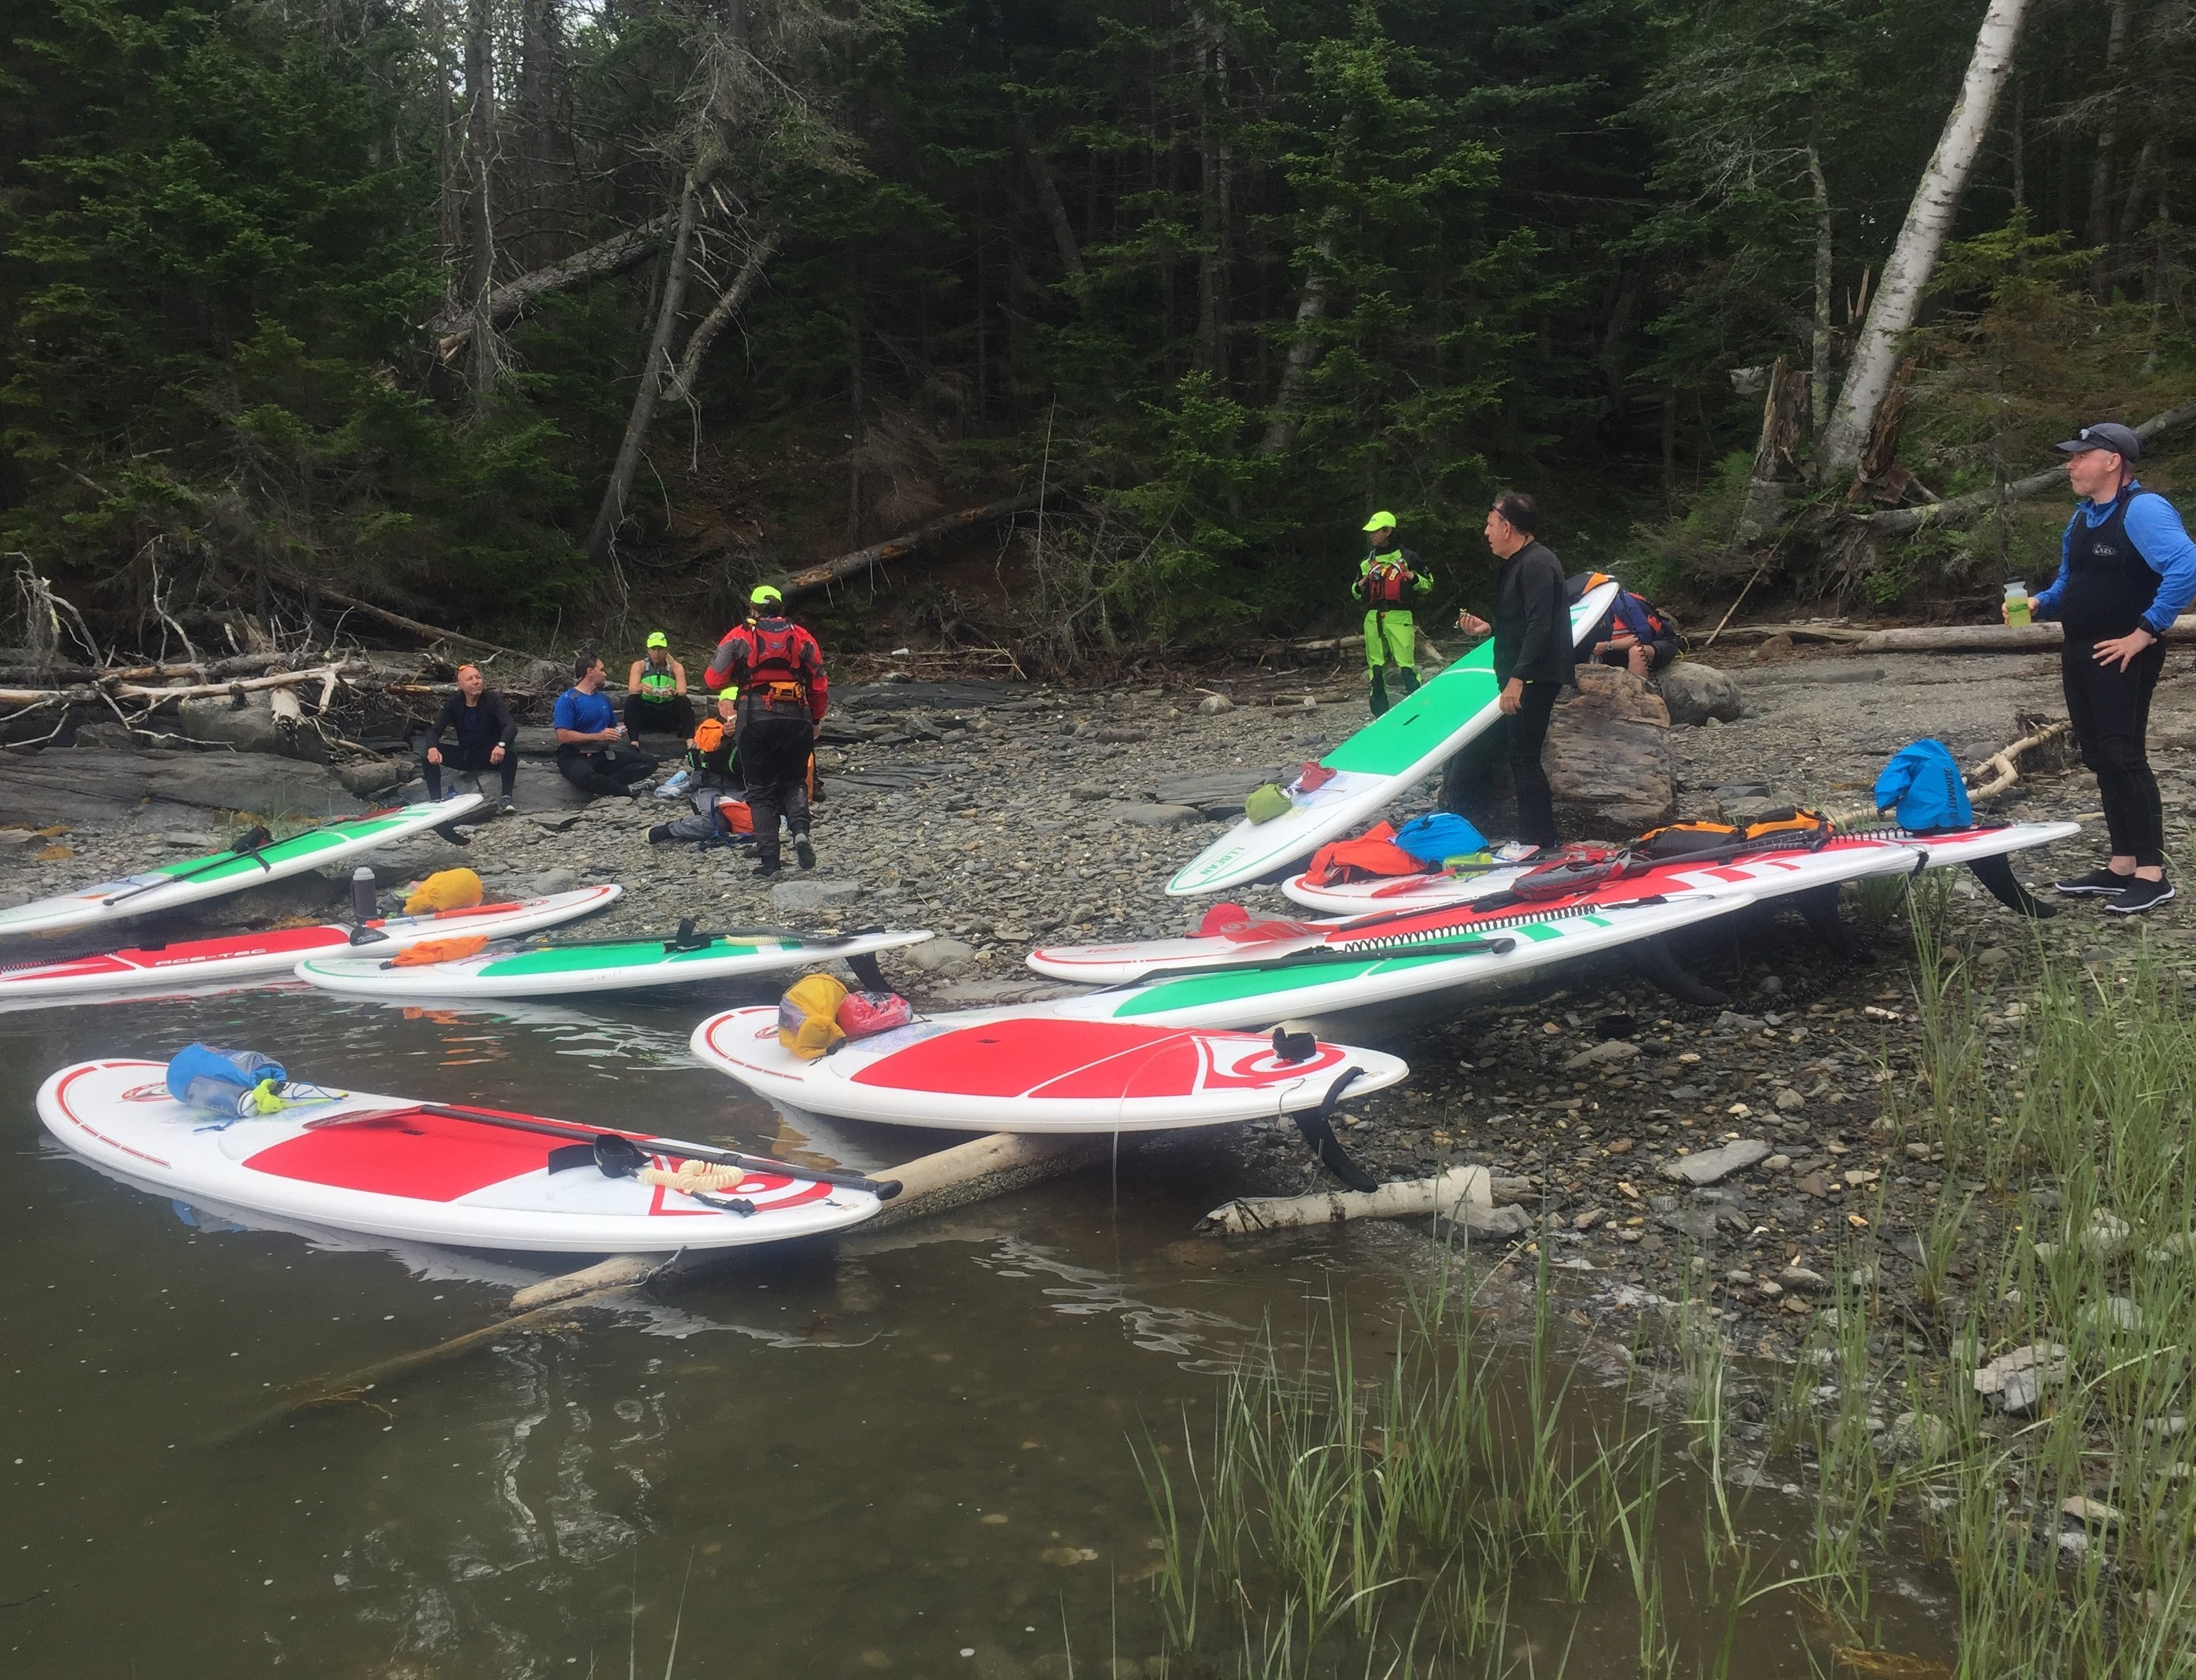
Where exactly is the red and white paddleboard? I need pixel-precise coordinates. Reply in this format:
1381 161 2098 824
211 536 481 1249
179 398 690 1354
690 1008 1408 1132
0 885 621 1005
38 1058 883 1253
1027 839 1932 986
1278 821 2080 915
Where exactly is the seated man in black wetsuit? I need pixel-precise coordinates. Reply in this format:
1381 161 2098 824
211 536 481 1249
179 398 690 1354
421 664 519 814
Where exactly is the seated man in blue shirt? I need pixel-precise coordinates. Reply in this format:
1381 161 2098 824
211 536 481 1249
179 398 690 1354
2016 421 2196 913
552 653 658 800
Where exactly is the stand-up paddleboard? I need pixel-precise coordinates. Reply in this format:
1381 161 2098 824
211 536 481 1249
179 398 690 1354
691 1010 1408 1132
295 926 933 1000
0 794 487 939
1166 583 1620 897
1278 819 2083 915
1038 840 1930 985
38 1058 886 1253
1012 891 1757 1031
0 885 620 1005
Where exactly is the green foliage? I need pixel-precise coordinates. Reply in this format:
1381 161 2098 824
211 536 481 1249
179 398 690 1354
0 0 583 628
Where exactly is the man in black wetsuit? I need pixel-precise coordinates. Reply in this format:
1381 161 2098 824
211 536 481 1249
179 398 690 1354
421 664 518 813
2021 421 2196 913
1450 491 1571 854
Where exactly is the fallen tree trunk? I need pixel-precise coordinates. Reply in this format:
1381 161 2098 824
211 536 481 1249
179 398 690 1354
778 491 1051 600
1856 395 2196 535
1854 613 2196 653
1700 622 1871 646
1198 1166 1498 1235
0 663 362 706
430 214 674 359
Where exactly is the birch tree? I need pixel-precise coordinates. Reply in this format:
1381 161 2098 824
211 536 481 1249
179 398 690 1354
1817 0 2030 482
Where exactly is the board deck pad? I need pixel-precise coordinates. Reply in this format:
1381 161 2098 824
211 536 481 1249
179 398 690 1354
0 795 487 939
38 1059 880 1253
0 885 620 1005
296 928 933 999
1165 583 1619 897
690 1010 1407 1132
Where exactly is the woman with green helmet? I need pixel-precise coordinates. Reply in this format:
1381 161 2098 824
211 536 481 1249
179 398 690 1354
625 630 695 739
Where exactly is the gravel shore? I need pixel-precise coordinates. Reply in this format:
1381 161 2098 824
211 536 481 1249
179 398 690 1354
8 642 2196 1355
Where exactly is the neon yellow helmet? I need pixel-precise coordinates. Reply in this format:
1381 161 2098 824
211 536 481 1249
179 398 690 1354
646 630 668 649
750 584 784 607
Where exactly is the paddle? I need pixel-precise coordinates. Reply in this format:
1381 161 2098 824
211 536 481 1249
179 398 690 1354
400 1103 903 1199
101 824 277 907
1116 932 1519 989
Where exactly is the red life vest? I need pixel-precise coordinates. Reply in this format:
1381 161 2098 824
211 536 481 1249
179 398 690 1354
1362 563 1412 606
745 617 810 697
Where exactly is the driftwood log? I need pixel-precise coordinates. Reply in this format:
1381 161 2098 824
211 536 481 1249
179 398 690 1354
1853 613 2196 653
1198 1166 1499 1235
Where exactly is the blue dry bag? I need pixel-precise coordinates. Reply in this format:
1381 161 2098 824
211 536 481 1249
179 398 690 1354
1873 740 1974 835
1392 812 1488 863
165 1045 289 1118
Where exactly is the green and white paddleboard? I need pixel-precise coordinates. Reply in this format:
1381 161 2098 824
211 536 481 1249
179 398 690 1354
1167 582 1620 896
1034 886 1747 1030
0 794 486 939
294 926 933 999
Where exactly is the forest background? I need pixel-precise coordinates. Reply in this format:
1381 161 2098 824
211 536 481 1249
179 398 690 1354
5 0 2194 668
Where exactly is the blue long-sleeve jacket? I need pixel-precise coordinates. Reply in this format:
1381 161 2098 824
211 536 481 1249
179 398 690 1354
2031 480 2196 635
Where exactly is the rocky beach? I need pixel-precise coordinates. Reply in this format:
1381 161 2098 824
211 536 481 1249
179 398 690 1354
5 638 2195 1364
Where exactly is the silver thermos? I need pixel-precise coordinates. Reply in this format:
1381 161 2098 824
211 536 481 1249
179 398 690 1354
351 865 377 924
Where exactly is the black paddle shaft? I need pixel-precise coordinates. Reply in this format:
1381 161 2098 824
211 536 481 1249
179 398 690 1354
102 825 277 906
404 1104 902 1199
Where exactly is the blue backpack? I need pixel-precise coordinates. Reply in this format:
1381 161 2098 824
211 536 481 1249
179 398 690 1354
1393 812 1488 863
1874 740 1973 834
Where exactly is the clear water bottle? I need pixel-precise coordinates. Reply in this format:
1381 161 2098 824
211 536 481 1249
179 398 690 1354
655 767 692 800
2003 579 2032 629
179 1051 288 1117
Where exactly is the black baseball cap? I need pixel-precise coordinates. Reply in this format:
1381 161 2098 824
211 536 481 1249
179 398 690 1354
2054 421 2142 462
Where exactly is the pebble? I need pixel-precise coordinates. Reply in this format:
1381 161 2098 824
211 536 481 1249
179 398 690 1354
771 878 863 912
1660 1139 1772 1185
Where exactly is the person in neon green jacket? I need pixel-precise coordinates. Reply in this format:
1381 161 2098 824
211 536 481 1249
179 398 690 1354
1356 511 1433 715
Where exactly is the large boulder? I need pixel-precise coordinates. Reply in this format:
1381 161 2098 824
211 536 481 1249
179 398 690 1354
0 747 365 828
1438 665 1675 841
1545 665 1676 836
1655 661 1743 727
168 692 329 762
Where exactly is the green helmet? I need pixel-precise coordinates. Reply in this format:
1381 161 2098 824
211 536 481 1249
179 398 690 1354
750 584 784 608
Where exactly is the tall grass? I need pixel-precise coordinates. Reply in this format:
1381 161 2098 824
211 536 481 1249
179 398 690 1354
1131 887 2196 1678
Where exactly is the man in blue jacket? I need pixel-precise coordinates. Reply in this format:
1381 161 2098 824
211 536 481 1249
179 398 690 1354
2018 422 2196 913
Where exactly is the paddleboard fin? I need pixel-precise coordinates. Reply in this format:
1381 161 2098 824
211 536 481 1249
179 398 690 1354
1631 934 1729 1008
664 918 712 953
1965 852 2056 919
349 924 391 946
1791 885 1872 962
1291 1066 1380 1192
848 951 889 992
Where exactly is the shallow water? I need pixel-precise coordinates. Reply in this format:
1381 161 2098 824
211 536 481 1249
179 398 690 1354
0 985 1955 1677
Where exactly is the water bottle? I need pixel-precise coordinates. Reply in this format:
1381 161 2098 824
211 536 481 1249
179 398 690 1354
2003 580 2033 629
351 865 377 924
656 767 692 800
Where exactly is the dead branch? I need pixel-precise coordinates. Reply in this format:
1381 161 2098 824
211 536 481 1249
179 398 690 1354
291 582 542 665
429 215 675 359
1969 719 2072 800
1856 394 2196 535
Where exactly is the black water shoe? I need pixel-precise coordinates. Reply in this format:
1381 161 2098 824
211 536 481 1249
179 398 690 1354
795 836 816 870
2105 876 2175 915
2055 867 2134 896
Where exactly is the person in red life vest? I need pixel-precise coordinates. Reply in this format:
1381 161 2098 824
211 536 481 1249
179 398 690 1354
704 584 830 875
1584 587 1681 678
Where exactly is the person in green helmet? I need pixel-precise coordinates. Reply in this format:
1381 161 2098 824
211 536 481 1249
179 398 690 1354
1355 511 1433 716
624 631 694 739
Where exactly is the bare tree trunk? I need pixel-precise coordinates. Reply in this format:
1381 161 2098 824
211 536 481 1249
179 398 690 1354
1819 0 2029 482
2009 73 2025 209
1194 16 1231 382
668 228 781 404
462 0 499 404
585 175 703 572
1806 136 1834 450
1014 118 1086 291
2086 0 2133 294
846 257 865 549
516 0 559 271
1258 219 1338 455
430 0 461 290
